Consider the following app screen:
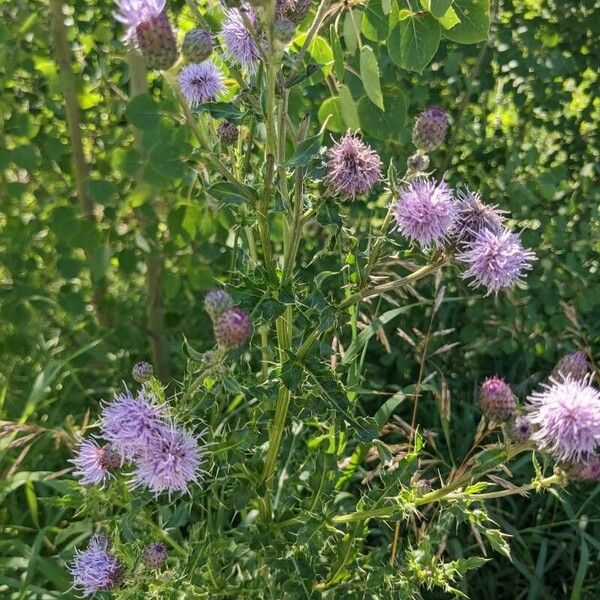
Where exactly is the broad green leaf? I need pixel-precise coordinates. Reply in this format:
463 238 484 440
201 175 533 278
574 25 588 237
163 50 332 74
330 25 345 81
338 85 361 130
342 10 362 54
359 46 384 109
357 87 407 140
196 102 243 121
430 0 453 18
388 14 441 73
441 0 490 43
125 93 161 129
318 97 345 133
291 34 333 85
289 133 323 167
207 181 255 205
361 0 388 42
439 6 461 29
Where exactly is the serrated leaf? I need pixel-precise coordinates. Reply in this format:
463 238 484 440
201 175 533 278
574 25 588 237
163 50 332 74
388 14 441 73
338 85 361 130
441 0 489 43
359 46 384 109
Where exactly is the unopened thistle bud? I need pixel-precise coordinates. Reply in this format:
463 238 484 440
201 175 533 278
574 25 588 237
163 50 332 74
551 351 589 382
214 307 252 349
479 377 515 421
204 288 234 322
142 542 168 569
182 28 214 63
274 17 295 44
132 361 154 383
510 415 532 442
412 106 449 152
218 122 239 146
406 152 430 174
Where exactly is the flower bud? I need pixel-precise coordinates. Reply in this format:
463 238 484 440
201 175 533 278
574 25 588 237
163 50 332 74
563 456 600 482
182 28 214 63
204 288 234 322
214 307 252 349
274 17 295 44
551 351 589 382
412 106 449 152
509 415 532 442
135 13 179 71
132 361 154 383
406 152 430 173
479 376 515 421
218 122 239 146
142 542 168 569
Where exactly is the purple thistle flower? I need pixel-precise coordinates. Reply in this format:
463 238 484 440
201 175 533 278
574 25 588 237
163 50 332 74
114 0 178 70
101 390 168 461
326 132 382 198
453 189 506 247
69 534 124 596
214 307 253 349
527 375 600 463
551 351 589 382
178 62 225 107
392 178 458 249
478 376 515 421
221 4 263 72
142 542 168 569
133 424 203 495
71 439 120 486
412 105 449 152
457 227 536 295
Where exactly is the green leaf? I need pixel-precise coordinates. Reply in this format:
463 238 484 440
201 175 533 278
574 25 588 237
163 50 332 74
359 46 384 110
388 14 441 73
430 0 453 18
342 10 362 54
148 142 186 179
207 181 256 205
357 87 407 140
291 34 333 85
318 97 345 133
361 0 388 42
330 25 345 81
125 93 161 129
439 6 461 30
196 102 243 121
338 85 361 130
289 134 323 167
441 0 490 43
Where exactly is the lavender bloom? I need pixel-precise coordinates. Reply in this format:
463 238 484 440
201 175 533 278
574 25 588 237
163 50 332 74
178 62 225 107
412 106 449 152
114 0 178 70
71 439 120 486
392 178 458 249
457 228 535 295
527 375 600 463
69 534 123 596
222 5 263 72
142 542 168 569
551 351 589 382
101 390 167 461
214 307 253 349
326 132 382 198
453 189 506 246
133 424 203 495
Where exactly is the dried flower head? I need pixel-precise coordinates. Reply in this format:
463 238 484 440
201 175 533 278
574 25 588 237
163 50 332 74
71 439 120 486
326 132 382 198
182 28 214 63
69 534 124 596
412 106 449 152
142 542 168 569
222 4 263 72
392 178 458 249
114 0 178 70
101 390 167 461
217 122 239 146
178 62 225 107
214 307 253 349
457 228 536 295
133 424 203 495
132 361 154 383
277 0 311 22
551 351 589 382
204 288 234 321
453 189 505 247
527 375 600 463
479 377 515 421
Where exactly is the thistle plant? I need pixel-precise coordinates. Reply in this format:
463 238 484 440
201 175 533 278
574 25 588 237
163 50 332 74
58 0 600 597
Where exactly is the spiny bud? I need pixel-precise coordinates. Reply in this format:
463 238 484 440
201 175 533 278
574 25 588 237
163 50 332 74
182 28 214 63
274 17 295 44
132 361 154 383
412 106 449 152
479 376 515 421
203 288 234 322
406 152 430 173
551 351 589 382
142 542 168 569
290 0 311 22
218 122 239 146
214 307 252 349
563 456 600 482
452 189 505 247
135 13 179 71
509 415 532 442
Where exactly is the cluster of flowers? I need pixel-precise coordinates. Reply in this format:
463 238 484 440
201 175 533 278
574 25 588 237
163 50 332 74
204 288 252 349
69 534 168 596
479 351 600 481
71 364 204 495
325 107 536 296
